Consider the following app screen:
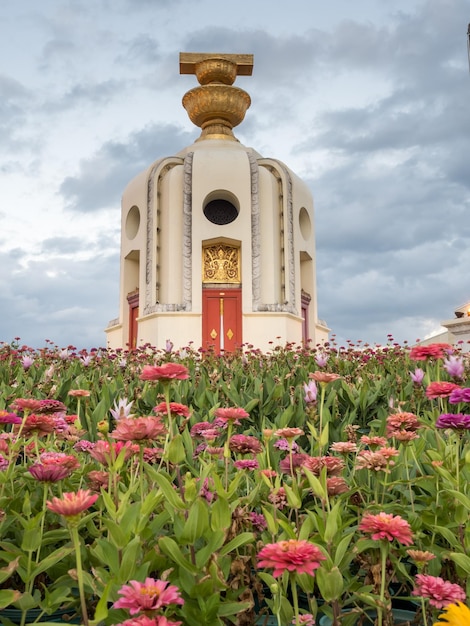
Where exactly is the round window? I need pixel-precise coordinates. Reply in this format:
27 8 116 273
299 206 311 240
204 199 238 225
125 205 140 240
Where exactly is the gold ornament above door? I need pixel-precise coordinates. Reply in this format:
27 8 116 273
202 244 240 283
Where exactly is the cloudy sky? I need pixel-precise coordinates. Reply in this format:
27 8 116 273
1 0 469 350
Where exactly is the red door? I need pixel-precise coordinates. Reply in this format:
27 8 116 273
202 289 242 353
127 291 139 349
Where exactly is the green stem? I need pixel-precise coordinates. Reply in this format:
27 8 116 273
378 542 388 626
70 524 89 626
291 573 299 625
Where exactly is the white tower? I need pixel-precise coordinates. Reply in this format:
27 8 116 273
106 53 329 352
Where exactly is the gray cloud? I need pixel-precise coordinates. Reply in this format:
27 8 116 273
59 123 195 212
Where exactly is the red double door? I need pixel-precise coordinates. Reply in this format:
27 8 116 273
202 289 242 353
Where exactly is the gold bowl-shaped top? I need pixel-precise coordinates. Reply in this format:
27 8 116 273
182 84 251 134
194 57 238 85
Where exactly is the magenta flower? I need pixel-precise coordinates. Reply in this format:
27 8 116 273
257 539 326 577
412 574 466 608
359 512 413 545
0 410 22 425
449 388 470 404
249 512 267 531
435 413 470 430
113 578 184 615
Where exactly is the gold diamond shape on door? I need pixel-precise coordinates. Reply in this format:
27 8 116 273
226 328 233 340
210 329 218 339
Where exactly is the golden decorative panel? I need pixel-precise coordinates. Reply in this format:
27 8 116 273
203 244 240 283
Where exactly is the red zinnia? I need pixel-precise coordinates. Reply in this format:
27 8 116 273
426 382 460 399
140 363 189 382
359 512 413 545
113 577 184 615
153 402 190 418
257 539 326 577
409 343 452 361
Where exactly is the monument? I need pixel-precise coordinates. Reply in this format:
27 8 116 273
105 53 329 352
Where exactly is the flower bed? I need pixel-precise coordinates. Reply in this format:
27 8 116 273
0 338 469 625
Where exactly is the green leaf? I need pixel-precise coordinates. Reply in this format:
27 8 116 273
147 469 186 510
119 535 143 581
449 552 470 575
158 536 198 574
0 589 21 609
210 496 231 532
30 547 74 579
181 498 210 543
167 433 186 464
219 532 255 556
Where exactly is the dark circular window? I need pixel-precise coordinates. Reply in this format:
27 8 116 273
204 199 238 225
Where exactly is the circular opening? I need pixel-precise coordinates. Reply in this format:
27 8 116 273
299 206 311 240
125 205 140 240
204 199 238 225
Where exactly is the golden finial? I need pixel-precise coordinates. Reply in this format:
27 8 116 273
180 53 253 141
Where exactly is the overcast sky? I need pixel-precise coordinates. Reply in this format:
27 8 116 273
1 0 469 350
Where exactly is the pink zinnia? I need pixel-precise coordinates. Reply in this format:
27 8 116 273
68 389 91 398
18 413 56 436
111 416 167 442
10 398 43 412
386 412 420 434
302 455 345 476
89 440 138 465
40 451 80 470
140 363 189 382
47 489 99 518
412 574 466 608
426 382 461 399
274 427 304 439
309 372 341 384
113 577 184 615
330 441 358 454
257 539 326 577
359 512 413 545
356 450 394 472
214 407 250 422
360 435 387 448
118 616 182 626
